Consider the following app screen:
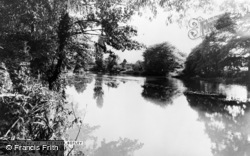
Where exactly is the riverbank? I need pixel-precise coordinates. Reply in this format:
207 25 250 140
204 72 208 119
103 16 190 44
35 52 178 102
85 69 250 86
174 73 249 85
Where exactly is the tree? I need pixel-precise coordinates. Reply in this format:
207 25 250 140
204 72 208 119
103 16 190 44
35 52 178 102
121 59 127 68
138 0 250 25
132 60 144 72
143 42 185 76
183 13 250 79
0 0 144 90
94 37 105 71
104 53 120 73
0 0 147 146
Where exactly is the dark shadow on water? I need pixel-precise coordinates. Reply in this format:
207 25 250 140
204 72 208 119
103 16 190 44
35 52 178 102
67 75 93 93
248 85 250 100
183 79 250 101
93 76 104 108
141 77 182 107
93 75 124 108
91 138 143 156
183 79 220 93
104 80 120 88
185 92 250 156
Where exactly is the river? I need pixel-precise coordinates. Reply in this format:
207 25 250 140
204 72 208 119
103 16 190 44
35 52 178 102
65 73 250 156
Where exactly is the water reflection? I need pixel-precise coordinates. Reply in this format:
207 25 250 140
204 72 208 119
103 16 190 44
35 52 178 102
93 76 104 108
185 87 250 156
67 75 93 93
105 80 120 88
66 74 250 156
141 77 183 106
183 79 250 101
91 138 143 156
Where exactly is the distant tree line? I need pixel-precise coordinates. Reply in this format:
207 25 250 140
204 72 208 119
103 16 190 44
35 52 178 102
91 42 186 76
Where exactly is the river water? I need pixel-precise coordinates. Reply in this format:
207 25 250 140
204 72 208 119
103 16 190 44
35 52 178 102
66 74 250 156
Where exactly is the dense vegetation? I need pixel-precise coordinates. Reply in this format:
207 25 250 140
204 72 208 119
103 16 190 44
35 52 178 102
143 42 185 76
0 0 146 155
0 0 145 90
1 0 250 155
92 41 186 76
183 13 250 82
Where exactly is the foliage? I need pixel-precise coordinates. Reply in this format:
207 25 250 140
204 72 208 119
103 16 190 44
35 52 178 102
0 66 86 156
0 80 68 141
0 2 148 152
0 0 144 90
132 60 144 72
94 37 105 71
0 63 12 93
214 13 236 33
183 13 250 78
137 0 250 26
121 59 127 69
92 52 121 73
104 53 121 73
143 42 185 76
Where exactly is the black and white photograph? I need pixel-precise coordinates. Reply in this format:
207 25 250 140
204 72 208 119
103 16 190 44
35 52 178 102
1 0 250 156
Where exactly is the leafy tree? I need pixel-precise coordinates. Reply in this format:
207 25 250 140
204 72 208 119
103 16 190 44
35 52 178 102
143 42 185 76
183 13 250 79
138 0 250 25
0 1 148 150
0 0 143 90
132 60 144 72
121 59 127 68
104 53 120 73
94 37 105 71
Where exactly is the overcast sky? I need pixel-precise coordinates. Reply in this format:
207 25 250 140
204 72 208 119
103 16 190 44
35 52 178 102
113 9 202 63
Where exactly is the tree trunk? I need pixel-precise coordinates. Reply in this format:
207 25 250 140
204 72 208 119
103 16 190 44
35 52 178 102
248 56 250 82
48 12 70 90
48 57 63 90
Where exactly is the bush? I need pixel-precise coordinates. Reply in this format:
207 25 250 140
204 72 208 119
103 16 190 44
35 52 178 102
143 42 185 76
0 79 69 140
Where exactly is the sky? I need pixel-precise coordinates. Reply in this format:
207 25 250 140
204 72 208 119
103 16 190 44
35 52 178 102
113 9 202 63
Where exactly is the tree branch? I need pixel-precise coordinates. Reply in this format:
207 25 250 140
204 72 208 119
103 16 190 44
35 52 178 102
66 103 87 156
71 31 101 36
3 117 21 138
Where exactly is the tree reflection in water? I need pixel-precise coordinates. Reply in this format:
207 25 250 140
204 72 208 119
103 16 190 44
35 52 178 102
105 79 120 88
93 76 123 108
91 138 143 156
248 85 250 100
67 75 93 93
183 79 219 93
185 94 250 156
141 77 181 106
93 76 104 108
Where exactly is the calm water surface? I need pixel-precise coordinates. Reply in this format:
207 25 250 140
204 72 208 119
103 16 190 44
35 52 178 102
66 74 250 156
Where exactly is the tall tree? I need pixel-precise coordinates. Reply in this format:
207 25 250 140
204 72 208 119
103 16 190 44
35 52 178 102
143 42 185 76
184 13 250 79
0 0 144 90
